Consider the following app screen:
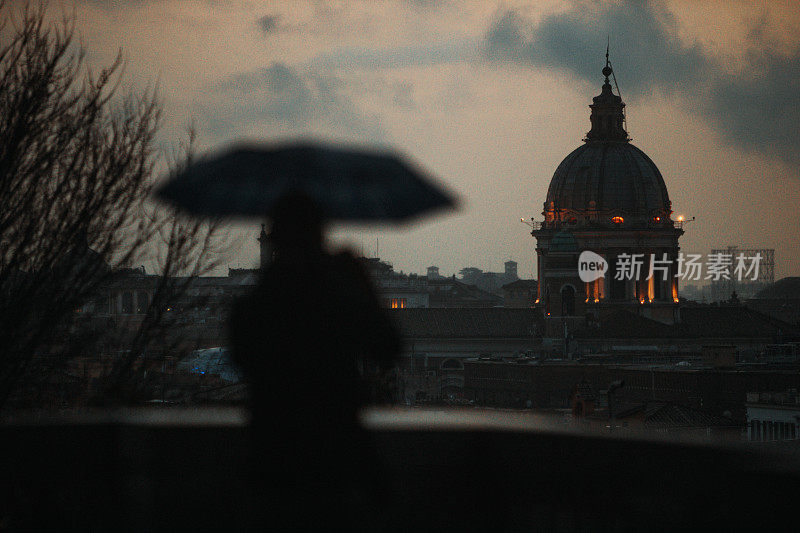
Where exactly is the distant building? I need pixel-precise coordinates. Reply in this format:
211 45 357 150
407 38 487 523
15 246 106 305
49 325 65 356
571 305 797 359
457 261 519 294
572 383 739 438
426 277 501 308
390 308 542 403
746 390 800 442
502 279 538 308
464 358 800 423
361 257 429 308
426 266 442 280
747 276 800 326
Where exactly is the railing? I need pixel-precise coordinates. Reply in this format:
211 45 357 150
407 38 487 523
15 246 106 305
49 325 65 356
524 218 690 231
3 407 800 530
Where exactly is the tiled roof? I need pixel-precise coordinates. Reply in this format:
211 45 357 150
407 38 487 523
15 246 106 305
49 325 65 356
502 279 537 290
426 279 501 307
576 310 674 339
677 306 798 338
390 308 541 338
615 401 734 428
576 306 799 340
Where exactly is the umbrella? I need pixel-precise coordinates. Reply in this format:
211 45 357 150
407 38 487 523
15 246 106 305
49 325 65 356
156 141 457 221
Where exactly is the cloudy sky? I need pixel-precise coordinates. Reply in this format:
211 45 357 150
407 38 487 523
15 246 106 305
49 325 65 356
53 0 800 279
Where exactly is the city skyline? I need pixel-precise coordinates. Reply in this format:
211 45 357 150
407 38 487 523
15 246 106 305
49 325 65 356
58 0 800 279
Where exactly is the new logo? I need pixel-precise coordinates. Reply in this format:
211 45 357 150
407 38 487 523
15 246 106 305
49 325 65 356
578 251 608 282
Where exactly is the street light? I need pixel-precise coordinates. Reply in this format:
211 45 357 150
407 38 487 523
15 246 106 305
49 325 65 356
675 215 695 229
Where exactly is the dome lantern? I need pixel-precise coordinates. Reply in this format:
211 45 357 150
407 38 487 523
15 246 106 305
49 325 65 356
585 50 628 143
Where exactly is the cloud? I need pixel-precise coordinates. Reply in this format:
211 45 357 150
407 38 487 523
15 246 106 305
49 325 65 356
308 38 478 70
198 62 385 142
484 1 800 170
256 14 281 33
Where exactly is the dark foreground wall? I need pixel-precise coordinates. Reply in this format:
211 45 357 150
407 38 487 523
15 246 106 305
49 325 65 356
2 408 799 532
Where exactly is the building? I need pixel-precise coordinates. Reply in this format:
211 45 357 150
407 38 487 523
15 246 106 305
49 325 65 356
531 57 683 326
361 257 430 308
572 381 739 439
390 307 542 403
458 261 519 294
426 266 442 279
426 276 501 308
571 304 796 359
502 279 538 308
464 358 800 424
747 276 800 326
746 390 800 442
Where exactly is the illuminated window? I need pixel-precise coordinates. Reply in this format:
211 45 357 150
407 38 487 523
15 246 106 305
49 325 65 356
389 298 407 309
612 216 624 224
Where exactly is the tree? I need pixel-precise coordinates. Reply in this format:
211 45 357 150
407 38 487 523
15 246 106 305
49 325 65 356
0 4 223 408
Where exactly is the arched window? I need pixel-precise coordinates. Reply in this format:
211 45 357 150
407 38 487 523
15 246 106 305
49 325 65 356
751 420 761 441
561 285 575 316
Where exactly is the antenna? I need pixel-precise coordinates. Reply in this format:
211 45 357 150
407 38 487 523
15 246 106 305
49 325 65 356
606 36 628 136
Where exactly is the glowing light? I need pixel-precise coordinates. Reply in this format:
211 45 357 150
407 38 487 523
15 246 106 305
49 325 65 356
594 298 599 303
673 297 679 303
654 216 661 222
639 298 645 304
534 298 539 304
612 216 624 224
677 215 684 222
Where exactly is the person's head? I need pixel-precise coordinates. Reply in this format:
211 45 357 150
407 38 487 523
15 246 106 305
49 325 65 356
268 192 325 254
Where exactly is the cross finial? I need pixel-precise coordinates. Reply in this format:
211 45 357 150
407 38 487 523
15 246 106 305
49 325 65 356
602 37 612 82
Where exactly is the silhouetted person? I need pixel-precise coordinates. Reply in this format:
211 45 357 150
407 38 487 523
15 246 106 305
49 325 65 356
231 193 401 530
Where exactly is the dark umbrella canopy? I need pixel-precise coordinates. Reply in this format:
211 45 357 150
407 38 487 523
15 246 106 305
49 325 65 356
156 141 457 221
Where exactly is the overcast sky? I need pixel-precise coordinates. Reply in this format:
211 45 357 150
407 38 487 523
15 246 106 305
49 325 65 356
55 0 800 280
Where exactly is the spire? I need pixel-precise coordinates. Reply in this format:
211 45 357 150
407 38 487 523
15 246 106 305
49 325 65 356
585 47 628 143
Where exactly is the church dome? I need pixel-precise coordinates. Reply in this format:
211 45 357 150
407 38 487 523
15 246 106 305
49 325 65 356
543 58 672 225
546 142 670 215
